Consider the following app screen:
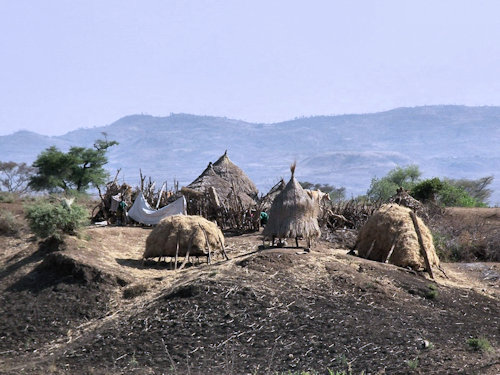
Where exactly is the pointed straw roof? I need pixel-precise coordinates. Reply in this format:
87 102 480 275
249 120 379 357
262 163 321 241
186 151 258 207
259 178 286 212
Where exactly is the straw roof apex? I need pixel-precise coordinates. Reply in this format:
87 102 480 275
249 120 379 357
262 163 320 243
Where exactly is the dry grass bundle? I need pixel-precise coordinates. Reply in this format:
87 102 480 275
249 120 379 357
143 215 226 264
356 204 439 270
262 163 320 248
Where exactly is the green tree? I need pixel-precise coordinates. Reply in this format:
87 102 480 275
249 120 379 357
445 176 493 204
411 178 444 202
367 165 421 201
412 177 485 207
29 138 117 193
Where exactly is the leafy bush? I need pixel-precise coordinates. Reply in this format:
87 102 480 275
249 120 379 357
367 165 421 201
412 178 486 207
25 199 88 239
438 183 485 207
466 337 492 352
411 178 444 202
0 210 21 236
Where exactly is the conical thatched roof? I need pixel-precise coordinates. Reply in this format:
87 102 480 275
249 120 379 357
262 163 320 242
186 151 258 208
259 178 286 212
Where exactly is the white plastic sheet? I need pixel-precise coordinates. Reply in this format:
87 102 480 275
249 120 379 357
128 193 186 225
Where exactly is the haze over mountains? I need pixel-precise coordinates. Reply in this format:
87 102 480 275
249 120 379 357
1 105 499 204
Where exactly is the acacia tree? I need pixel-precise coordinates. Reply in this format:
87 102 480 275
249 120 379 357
0 161 36 193
366 165 421 201
29 138 118 193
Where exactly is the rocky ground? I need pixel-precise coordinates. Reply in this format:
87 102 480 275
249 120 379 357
0 203 499 374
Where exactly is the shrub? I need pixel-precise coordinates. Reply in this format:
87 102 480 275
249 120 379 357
0 191 17 203
429 213 500 262
466 337 492 352
406 358 419 370
438 183 485 207
425 284 438 300
412 178 485 207
123 284 149 299
0 210 21 236
25 199 88 240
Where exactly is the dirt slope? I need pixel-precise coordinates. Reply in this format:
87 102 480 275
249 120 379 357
0 225 499 375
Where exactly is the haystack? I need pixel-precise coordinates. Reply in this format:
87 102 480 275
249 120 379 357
355 204 439 271
143 215 227 266
187 151 258 208
262 163 321 248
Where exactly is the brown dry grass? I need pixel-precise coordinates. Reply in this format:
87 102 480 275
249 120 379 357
428 207 500 261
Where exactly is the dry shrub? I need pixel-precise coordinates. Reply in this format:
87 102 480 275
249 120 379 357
144 215 224 259
123 284 149 299
356 204 440 270
428 210 500 262
0 210 21 236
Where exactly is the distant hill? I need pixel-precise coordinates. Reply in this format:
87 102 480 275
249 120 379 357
1 105 499 204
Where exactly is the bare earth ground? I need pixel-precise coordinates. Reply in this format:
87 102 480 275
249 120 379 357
0 203 499 374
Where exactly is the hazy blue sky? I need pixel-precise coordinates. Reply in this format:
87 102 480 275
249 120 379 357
1 1 500 135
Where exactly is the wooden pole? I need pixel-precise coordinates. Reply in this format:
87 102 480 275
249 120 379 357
174 233 179 270
365 240 376 259
409 211 434 279
178 240 191 270
200 225 212 264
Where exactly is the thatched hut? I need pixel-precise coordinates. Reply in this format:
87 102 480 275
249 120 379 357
262 163 321 249
186 151 258 208
259 178 286 212
355 204 439 271
143 215 227 267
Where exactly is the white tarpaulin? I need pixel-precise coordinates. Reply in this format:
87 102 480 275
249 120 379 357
128 193 187 225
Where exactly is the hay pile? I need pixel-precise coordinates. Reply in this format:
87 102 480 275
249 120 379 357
262 163 320 248
144 215 225 260
355 204 439 270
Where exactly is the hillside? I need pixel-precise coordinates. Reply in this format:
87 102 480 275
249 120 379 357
0 105 499 203
0 203 499 374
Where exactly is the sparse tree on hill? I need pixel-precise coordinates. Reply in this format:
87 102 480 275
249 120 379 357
299 181 346 202
0 161 36 193
29 137 118 193
446 176 493 203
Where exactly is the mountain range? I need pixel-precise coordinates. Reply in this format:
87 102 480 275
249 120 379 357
1 105 499 204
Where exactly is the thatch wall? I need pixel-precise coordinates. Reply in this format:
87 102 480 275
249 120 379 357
356 204 439 270
143 215 224 259
187 151 258 208
262 164 320 242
